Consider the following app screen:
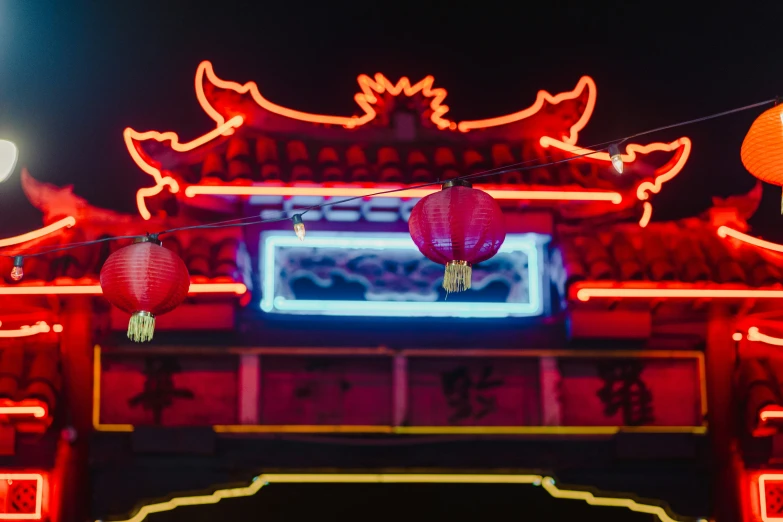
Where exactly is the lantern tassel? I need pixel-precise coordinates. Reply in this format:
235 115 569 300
443 261 472 294
128 311 156 343
780 187 782 215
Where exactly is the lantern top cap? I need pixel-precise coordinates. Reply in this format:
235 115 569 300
133 234 162 246
441 179 473 190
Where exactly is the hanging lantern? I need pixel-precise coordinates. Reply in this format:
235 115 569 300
99 237 190 342
409 180 506 293
741 103 783 212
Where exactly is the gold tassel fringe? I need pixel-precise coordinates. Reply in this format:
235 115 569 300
128 311 156 343
443 261 472 294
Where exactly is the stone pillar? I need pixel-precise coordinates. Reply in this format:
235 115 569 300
58 296 94 522
706 303 740 522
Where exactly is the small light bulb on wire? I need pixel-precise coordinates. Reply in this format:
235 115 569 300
10 256 24 282
608 143 624 174
292 214 306 241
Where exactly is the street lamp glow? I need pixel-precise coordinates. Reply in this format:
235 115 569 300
0 140 18 182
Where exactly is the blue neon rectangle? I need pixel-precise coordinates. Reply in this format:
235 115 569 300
260 232 544 318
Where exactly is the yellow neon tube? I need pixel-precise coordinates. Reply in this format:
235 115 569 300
106 473 701 522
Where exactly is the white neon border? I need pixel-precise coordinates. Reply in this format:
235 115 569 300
261 233 543 318
0 474 44 520
760 474 783 522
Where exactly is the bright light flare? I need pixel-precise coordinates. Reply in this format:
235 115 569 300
0 140 18 183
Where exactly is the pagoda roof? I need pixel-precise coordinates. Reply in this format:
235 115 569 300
193 61 596 142
4 171 251 296
123 61 692 223
552 206 783 305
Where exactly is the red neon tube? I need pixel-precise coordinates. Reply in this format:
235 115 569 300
0 283 247 296
573 283 783 302
184 184 623 203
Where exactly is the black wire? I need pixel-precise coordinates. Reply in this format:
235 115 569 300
6 234 144 258
3 96 776 259
160 215 295 235
158 214 295 236
618 99 776 144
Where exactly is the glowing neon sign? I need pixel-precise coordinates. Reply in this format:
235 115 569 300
104 473 697 522
0 217 76 248
184 184 623 203
123 118 243 220
457 76 595 141
718 225 783 253
745 326 783 346
0 473 44 520
540 136 692 226
0 282 246 296
0 399 47 419
759 474 783 522
261 233 544 318
760 406 783 422
126 61 692 222
573 283 783 302
197 61 454 130
0 321 62 338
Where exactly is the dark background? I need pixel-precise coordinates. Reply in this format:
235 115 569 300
0 0 781 238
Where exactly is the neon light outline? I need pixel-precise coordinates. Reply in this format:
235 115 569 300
760 406 783 422
573 284 783 302
540 136 692 222
0 473 44 520
759 474 783 522
457 76 595 142
260 233 542 318
746 326 783 346
717 225 783 253
184 183 623 203
639 202 653 228
127 62 691 223
0 217 76 248
92 345 706 434
104 473 697 522
0 321 61 338
196 61 453 131
123 117 244 219
0 283 247 296
197 62 598 139
540 477 695 522
0 399 47 419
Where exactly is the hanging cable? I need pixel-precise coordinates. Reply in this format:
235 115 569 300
0 96 776 262
618 99 775 144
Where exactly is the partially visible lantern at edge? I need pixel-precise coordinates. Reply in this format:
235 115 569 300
408 180 506 293
99 237 190 342
741 103 783 212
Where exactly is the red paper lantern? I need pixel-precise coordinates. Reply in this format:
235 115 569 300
100 238 190 342
409 181 506 293
741 104 783 211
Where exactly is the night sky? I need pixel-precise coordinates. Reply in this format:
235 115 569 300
2 2 783 237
